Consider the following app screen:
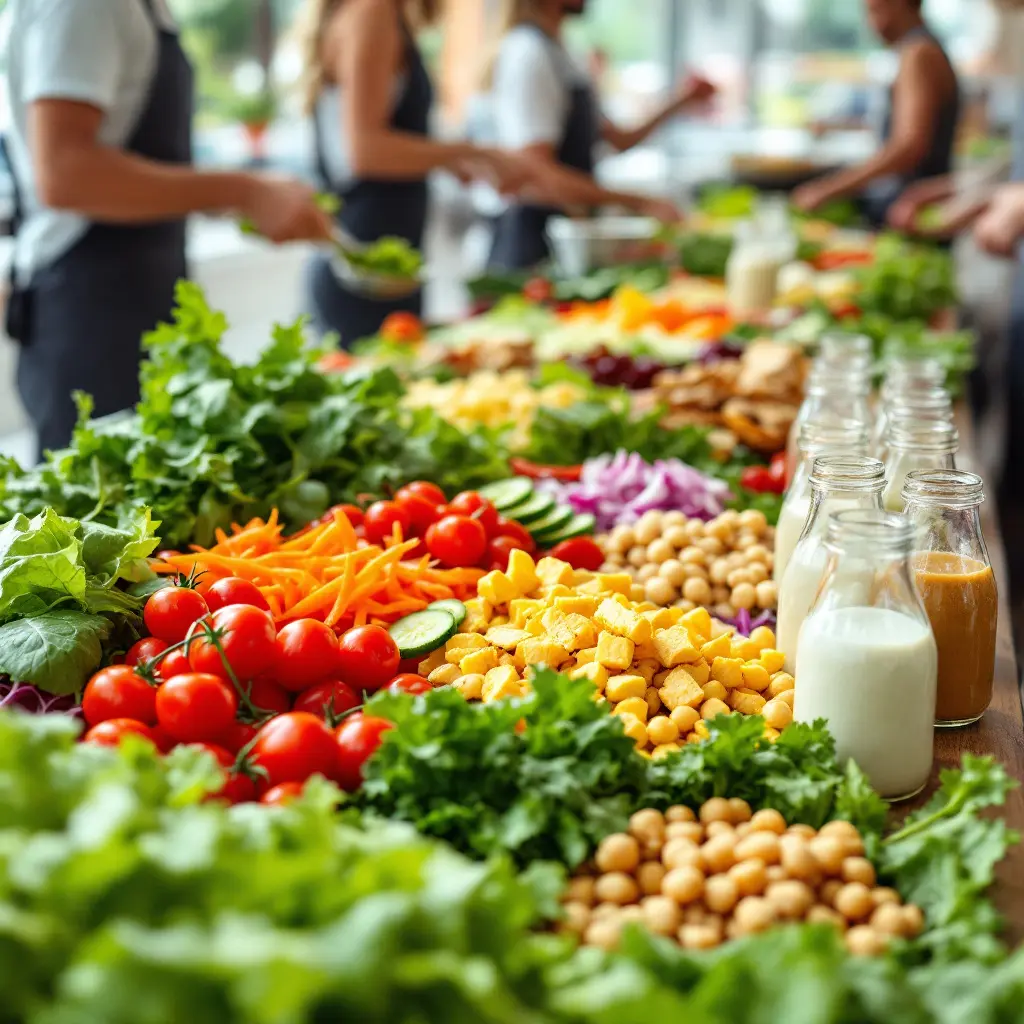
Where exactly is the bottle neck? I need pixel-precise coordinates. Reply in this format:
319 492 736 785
804 485 886 541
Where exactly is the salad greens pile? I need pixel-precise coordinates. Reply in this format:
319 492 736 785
466 262 672 305
346 234 423 279
0 506 157 694
0 284 510 548
854 234 957 322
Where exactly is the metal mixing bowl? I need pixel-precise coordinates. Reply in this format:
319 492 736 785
546 215 660 277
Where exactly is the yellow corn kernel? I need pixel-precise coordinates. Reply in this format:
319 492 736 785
418 648 447 675
701 697 731 720
606 674 647 703
617 712 648 749
642 607 676 632
681 607 713 641
427 663 461 686
728 689 767 715
669 705 700 733
644 685 661 717
594 598 652 645
459 647 501 676
595 631 635 670
477 570 518 608
613 696 650 722
767 672 796 698
762 698 793 730
454 673 485 700
575 646 597 666
658 667 704 710
652 743 681 759
506 548 541 594
534 556 575 587
685 731 704 745
634 658 661 684
776 688 796 708
731 639 759 662
702 680 728 703
759 648 786 674
570 661 608 692
693 719 710 739
740 662 771 692
646 714 679 746
554 595 599 617
517 637 571 668
594 572 634 596
700 633 732 662
482 664 523 702
653 624 701 668
710 656 744 689
748 626 776 651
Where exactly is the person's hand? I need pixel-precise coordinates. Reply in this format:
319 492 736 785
458 149 537 196
973 183 1024 258
241 175 334 243
636 195 684 225
676 72 717 109
791 179 836 213
887 175 955 232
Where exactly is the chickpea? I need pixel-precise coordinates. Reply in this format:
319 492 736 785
595 833 641 874
701 833 738 874
785 824 816 841
595 871 640 906
735 830 781 866
703 873 739 915
630 584 647 602
662 525 691 550
807 904 847 931
780 836 821 882
746 562 769 585
675 599 697 613
677 545 706 566
646 538 676 564
755 580 778 610
678 924 722 950
561 901 592 936
735 822 753 839
662 510 687 528
845 925 889 957
663 838 703 871
808 836 846 876
767 672 796 698
901 904 924 938
734 531 759 550
819 819 860 842
609 525 636 553
745 544 770 563
713 602 737 620
776 688 796 709
636 563 660 583
699 797 733 825
819 879 844 908
749 808 787 835
659 559 688 588
619 905 645 924
680 561 709 581
729 857 768 897
634 514 663 545
584 917 623 951
765 864 788 884
871 887 900 908
670 706 700 734
766 879 815 920
665 821 704 845
696 536 725 557
708 559 731 585
640 835 665 861
731 582 757 610
664 804 697 823
726 568 752 589
628 808 666 842
738 509 768 535
641 895 682 937
637 860 667 896
834 882 875 922
762 698 793 730
701 697 731 720
662 865 705 904
732 896 778 936
705 820 734 841
841 857 877 888
591 901 620 920
705 517 732 542
628 545 649 568
870 903 906 937
646 716 679 747
710 586 731 606
644 576 678 606
566 876 597 906
683 577 713 605
652 743 681 759
682 904 710 926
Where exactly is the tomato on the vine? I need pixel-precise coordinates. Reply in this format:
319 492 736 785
523 276 553 304
153 647 192 681
249 712 338 788
387 673 432 695
190 743 255 805
125 637 168 667
144 585 209 643
447 491 500 537
82 666 157 727
205 577 271 614
155 673 239 744
261 781 306 805
494 517 536 552
321 503 364 528
334 713 394 791
396 481 446 506
188 604 277 682
292 679 362 720
739 465 785 495
83 718 158 748
548 536 604 572
149 724 176 753
247 676 293 715
425 514 488 567
393 491 442 535
487 535 527 571
363 500 411 545
336 625 400 692
218 720 258 755
273 619 340 692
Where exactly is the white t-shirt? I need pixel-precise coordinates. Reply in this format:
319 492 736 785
492 24 589 151
1 0 175 284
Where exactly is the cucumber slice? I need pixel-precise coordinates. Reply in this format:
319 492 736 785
503 491 556 524
428 598 467 626
527 504 575 540
388 609 458 658
538 513 596 546
478 477 535 511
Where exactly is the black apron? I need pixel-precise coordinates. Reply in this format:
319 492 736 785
7 0 192 462
304 23 431 348
486 24 600 272
860 25 960 228
1002 91 1024 502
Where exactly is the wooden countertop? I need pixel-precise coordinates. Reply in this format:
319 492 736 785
898 409 1024 945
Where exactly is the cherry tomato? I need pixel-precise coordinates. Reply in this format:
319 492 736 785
508 457 583 482
336 625 400 692
205 577 271 614
769 452 788 488
82 666 157 727
387 673 432 695
189 743 255 804
273 619 340 692
334 713 394 791
362 500 411 546
249 712 338 788
523 276 553 303
125 637 168 667
218 720 258 754
487 535 528 571
188 605 278 682
398 657 424 676
425 514 488 567
247 676 293 714
393 491 442 535
396 481 446 506
739 465 785 495
143 585 210 643
549 536 605 572
321 503 364 528
380 310 425 342
495 517 536 552
155 673 239 744
83 718 158 748
153 647 193 681
447 491 500 538
292 679 362 720
261 781 306 805
156 550 180 562
149 724 176 753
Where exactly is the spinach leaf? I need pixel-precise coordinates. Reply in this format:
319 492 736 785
0 610 110 695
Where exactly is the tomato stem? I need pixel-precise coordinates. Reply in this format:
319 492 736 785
195 620 265 722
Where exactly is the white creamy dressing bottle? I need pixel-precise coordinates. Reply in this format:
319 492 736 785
775 455 885 674
794 509 938 801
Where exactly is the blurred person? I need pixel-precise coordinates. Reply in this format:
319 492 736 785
1 0 334 461
792 0 959 227
485 0 714 271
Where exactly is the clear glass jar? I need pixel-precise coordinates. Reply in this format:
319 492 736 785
794 509 937 800
902 470 997 727
785 369 872 479
819 331 874 376
882 421 958 512
883 354 945 388
775 421 870 582
776 455 885 673
873 384 952 458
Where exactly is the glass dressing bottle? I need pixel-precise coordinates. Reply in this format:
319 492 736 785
775 421 870 582
775 455 885 673
902 470 997 727
874 385 953 460
819 332 873 375
726 220 783 317
794 509 937 801
785 368 872 479
882 421 959 512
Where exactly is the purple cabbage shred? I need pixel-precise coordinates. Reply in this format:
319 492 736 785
0 681 81 716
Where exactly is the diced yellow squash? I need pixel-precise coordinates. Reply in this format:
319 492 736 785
516 637 571 667
634 658 661 684
459 647 501 676
477 570 518 608
509 598 541 628
461 597 493 634
485 626 532 650
569 661 608 692
498 653 516 667
641 607 676 632
594 631 635 670
427 664 461 685
749 626 777 652
554 595 599 618
688 659 711 686
594 598 652 644
534 556 575 587
741 662 771 692
658 667 705 710
700 633 732 662
728 689 767 715
702 680 728 702
633 637 659 662
612 696 650 722
653 624 701 668
482 665 523 702
454 673 485 700
759 648 786 674
575 646 597 665
606 674 647 703
595 572 634 596
524 615 546 636
418 648 447 674
574 578 607 595
446 632 489 651
681 607 713 640
507 548 541 594
570 569 595 587
536 584 573 600
710 656 744 689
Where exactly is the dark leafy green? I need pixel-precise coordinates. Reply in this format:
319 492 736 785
676 233 734 278
854 234 957 322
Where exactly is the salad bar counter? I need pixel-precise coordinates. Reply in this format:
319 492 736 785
1 194 1023 1023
